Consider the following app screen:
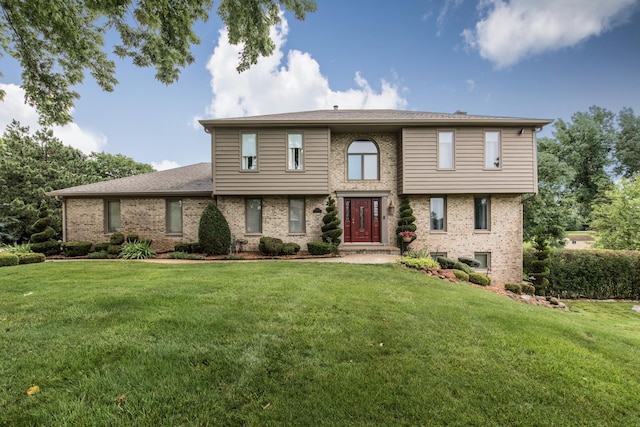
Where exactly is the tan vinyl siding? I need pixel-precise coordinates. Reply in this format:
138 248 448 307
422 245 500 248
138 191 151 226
401 127 536 194
213 128 330 195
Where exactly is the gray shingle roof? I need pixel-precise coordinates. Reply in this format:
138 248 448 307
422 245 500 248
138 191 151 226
200 109 553 128
47 162 212 197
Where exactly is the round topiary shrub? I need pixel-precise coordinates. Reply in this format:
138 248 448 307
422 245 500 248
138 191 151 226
521 283 535 296
94 242 110 252
469 272 491 286
436 256 456 269
110 232 125 245
107 244 122 255
458 256 481 268
282 242 301 255
259 237 284 255
307 241 334 255
452 269 470 281
505 283 523 294
198 202 231 255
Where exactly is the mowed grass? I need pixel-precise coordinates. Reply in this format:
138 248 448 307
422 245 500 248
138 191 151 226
1 261 639 426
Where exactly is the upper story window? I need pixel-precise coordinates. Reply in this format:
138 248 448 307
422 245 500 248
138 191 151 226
105 200 121 233
242 133 257 170
484 131 501 169
430 197 446 231
438 131 454 169
288 133 304 170
166 199 182 234
347 140 379 180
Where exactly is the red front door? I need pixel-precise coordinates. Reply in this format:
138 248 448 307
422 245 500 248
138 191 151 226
344 198 381 243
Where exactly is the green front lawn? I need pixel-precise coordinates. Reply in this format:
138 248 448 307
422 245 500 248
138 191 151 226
1 261 639 426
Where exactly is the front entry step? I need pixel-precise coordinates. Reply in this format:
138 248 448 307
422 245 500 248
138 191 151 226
339 245 401 256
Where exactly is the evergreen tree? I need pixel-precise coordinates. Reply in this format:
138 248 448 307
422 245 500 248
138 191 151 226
395 195 417 253
528 235 551 296
321 196 342 250
198 202 231 255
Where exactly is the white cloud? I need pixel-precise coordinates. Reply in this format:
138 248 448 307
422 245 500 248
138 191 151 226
0 83 107 153
463 0 639 68
437 0 464 36
151 160 181 171
466 79 476 91
201 14 407 119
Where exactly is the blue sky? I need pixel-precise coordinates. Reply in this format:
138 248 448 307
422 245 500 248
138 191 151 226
1 0 639 170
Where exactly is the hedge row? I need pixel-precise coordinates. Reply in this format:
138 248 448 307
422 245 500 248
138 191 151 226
524 249 640 299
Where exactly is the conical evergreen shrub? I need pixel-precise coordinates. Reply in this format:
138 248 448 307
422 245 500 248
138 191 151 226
396 195 417 252
29 202 60 256
530 235 551 296
198 201 231 255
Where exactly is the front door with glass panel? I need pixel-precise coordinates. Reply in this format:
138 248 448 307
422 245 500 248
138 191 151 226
344 198 381 243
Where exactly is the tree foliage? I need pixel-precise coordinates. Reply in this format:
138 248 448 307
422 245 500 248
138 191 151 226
591 177 640 251
198 201 231 255
0 0 316 125
554 106 615 223
0 120 154 243
523 137 577 245
613 107 640 179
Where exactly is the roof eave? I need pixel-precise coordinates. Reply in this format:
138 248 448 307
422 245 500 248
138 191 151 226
47 191 213 199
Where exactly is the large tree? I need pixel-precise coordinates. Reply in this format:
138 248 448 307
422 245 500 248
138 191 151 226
0 120 153 243
591 177 640 250
554 105 616 223
614 107 640 178
523 137 577 246
0 0 316 125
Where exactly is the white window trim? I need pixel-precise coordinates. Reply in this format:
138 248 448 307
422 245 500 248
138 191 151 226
288 197 306 234
105 199 121 234
287 132 305 171
245 197 262 234
429 196 447 232
241 132 258 171
347 140 380 181
166 199 183 235
474 195 491 231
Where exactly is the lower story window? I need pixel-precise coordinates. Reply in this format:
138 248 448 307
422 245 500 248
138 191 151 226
474 252 491 269
166 199 182 234
246 198 262 233
474 196 490 230
430 197 446 231
105 200 121 233
289 198 305 233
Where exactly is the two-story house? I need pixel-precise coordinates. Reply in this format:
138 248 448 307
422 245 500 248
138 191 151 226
48 109 551 283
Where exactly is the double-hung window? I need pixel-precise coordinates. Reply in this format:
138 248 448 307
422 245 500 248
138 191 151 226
105 200 121 233
474 196 490 230
246 198 262 233
166 199 182 234
430 197 446 231
288 133 304 170
347 140 379 180
289 198 305 233
484 131 501 169
242 133 257 170
438 131 454 169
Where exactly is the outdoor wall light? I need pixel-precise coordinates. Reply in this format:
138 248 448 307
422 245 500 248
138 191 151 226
313 207 322 214
388 200 395 214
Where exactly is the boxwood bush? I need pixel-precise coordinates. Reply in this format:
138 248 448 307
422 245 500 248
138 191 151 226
259 237 284 256
505 283 522 294
436 256 456 269
452 261 473 274
0 252 19 267
469 272 491 286
17 253 46 264
62 241 93 257
398 256 440 270
307 242 334 256
452 269 469 281
94 242 110 252
282 242 301 255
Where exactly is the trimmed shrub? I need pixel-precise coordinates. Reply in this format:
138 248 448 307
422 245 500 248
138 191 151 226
259 237 284 256
120 241 156 259
169 251 205 260
0 252 19 267
398 256 440 270
282 242 301 255
469 272 491 286
505 283 523 294
458 256 481 268
396 195 417 253
452 261 473 274
198 202 231 256
87 250 116 259
94 242 110 252
436 256 456 269
109 232 125 245
307 242 334 256
521 283 535 296
529 236 551 296
174 242 203 254
452 269 469 281
321 196 342 249
61 241 92 257
30 240 61 256
107 244 122 255
17 252 46 264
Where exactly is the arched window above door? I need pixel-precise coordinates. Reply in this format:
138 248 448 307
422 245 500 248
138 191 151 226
347 140 379 180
